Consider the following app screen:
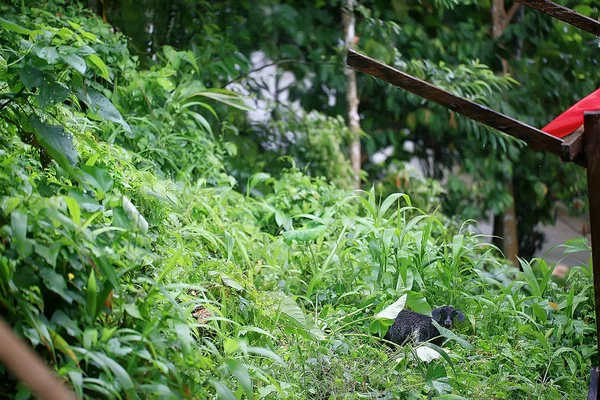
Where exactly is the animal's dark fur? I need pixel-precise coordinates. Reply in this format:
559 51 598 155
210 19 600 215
383 306 464 347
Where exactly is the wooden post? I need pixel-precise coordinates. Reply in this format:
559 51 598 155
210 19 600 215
590 366 599 400
585 111 600 400
0 318 76 400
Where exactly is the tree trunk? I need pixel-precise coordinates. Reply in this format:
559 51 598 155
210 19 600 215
492 179 520 265
491 0 522 265
343 0 361 188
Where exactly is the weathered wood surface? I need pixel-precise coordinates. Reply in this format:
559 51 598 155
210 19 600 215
516 0 600 37
346 49 586 165
561 125 584 163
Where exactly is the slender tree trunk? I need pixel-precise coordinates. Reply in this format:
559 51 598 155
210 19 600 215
492 179 520 264
491 0 522 265
343 0 361 188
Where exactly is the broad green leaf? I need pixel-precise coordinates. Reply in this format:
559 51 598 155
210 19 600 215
220 273 244 291
0 18 33 35
282 225 326 243
11 211 32 258
80 165 114 192
34 242 61 267
76 88 130 132
226 359 253 399
211 380 236 400
123 304 143 319
92 256 119 289
406 291 431 315
36 46 59 64
573 5 592 16
61 53 86 74
51 310 81 338
174 322 192 355
421 343 454 371
379 193 408 216
86 54 110 81
183 51 199 72
247 346 285 365
431 320 473 349
68 190 103 212
375 294 407 320
30 117 78 173
38 78 70 109
195 89 255 112
40 267 69 301
67 371 83 399
18 66 43 88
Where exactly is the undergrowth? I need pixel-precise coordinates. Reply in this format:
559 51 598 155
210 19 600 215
0 2 596 399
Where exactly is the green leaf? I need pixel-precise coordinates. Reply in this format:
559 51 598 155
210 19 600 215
30 117 78 173
34 242 61 267
76 88 130 132
49 328 78 363
194 89 255 112
93 256 119 289
0 18 33 35
11 211 32 258
211 380 237 400
421 343 455 371
282 225 326 243
406 291 431 315
431 320 473 349
80 165 114 192
61 53 87 74
51 310 81 338
375 294 406 320
219 273 244 291
174 322 193 355
36 46 59 64
64 196 81 225
18 67 43 88
40 267 69 302
573 5 592 16
86 54 110 81
68 190 103 212
226 359 253 399
38 78 70 109
86 270 97 321
123 304 143 319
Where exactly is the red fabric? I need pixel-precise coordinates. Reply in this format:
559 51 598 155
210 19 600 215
541 88 600 138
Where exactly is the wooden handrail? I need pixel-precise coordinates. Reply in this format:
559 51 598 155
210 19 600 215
515 0 600 37
346 49 585 166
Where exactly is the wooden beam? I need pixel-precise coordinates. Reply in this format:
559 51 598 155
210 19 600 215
515 0 600 37
0 318 77 400
560 125 585 164
346 49 585 164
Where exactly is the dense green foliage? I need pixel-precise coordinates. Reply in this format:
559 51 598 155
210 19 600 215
0 1 598 399
104 0 597 256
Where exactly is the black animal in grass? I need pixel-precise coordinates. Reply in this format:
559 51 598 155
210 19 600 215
383 306 465 347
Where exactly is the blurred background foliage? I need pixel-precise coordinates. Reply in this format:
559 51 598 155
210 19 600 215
96 0 596 259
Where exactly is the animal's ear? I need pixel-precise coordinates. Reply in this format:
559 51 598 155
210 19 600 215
455 310 465 322
432 308 441 321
